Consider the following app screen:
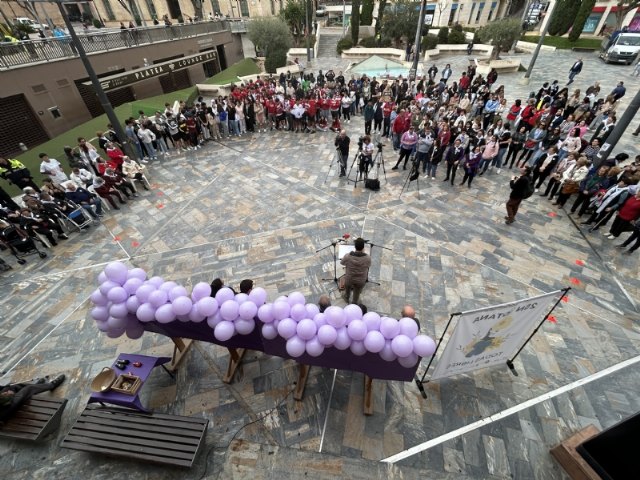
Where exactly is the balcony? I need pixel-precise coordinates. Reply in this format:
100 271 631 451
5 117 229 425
0 20 231 70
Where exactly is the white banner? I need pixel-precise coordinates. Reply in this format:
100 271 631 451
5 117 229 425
430 291 562 381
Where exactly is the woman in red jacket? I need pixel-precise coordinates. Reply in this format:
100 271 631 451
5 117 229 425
607 188 640 240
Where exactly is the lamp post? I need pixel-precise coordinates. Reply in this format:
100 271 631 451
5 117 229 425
594 88 640 168
342 0 346 37
523 0 555 82
409 0 427 81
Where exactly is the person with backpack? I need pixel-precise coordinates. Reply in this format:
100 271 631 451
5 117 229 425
505 166 533 224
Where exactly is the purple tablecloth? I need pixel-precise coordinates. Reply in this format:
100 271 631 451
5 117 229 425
143 321 418 382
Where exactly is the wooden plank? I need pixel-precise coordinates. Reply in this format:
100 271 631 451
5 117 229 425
294 364 311 401
223 348 246 384
76 417 203 440
3 418 47 428
61 441 194 468
83 407 208 425
0 430 38 440
550 425 601 480
17 405 59 415
363 375 374 416
0 424 43 434
82 409 207 431
66 428 199 452
63 434 197 460
168 337 193 372
9 412 53 422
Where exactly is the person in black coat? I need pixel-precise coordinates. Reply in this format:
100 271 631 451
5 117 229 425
505 166 533 224
443 139 465 185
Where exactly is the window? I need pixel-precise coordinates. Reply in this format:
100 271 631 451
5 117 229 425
270 0 275 15
239 0 250 17
49 107 62 119
488 1 497 21
144 0 157 19
102 0 116 21
468 3 476 24
210 0 221 14
475 2 485 23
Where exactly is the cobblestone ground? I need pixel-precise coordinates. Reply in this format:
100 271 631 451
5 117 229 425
0 49 638 479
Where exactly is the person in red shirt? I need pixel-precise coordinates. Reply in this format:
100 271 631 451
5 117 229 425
267 98 277 130
275 100 285 129
458 72 471 96
608 188 640 239
382 100 394 137
306 97 316 133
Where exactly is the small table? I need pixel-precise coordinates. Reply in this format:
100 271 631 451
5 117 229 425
88 353 172 413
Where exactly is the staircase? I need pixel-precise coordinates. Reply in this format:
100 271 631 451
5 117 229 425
316 28 344 58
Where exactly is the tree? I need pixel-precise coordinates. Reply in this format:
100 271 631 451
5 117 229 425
247 17 293 57
570 0 597 41
351 0 361 45
476 17 522 59
361 0 374 26
615 0 640 30
548 0 581 36
374 0 387 44
380 0 419 47
280 0 305 46
436 0 450 27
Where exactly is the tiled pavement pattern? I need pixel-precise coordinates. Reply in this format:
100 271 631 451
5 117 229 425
0 50 639 479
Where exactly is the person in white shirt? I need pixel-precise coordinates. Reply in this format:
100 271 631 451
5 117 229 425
137 124 157 160
39 154 68 184
69 167 94 188
341 94 352 123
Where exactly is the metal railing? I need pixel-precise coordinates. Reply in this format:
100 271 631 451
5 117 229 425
228 19 249 33
0 21 231 69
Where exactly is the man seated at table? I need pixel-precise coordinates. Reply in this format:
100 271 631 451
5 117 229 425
318 294 331 313
0 374 65 424
239 279 254 294
401 305 420 329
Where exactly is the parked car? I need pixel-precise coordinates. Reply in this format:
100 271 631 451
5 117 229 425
13 17 49 30
316 5 327 17
600 31 640 65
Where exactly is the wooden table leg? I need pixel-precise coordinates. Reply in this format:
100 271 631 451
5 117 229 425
167 337 193 372
223 348 246 384
363 375 374 416
293 364 311 401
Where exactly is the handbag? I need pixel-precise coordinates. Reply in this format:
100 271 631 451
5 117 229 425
365 178 380 191
524 139 537 149
561 181 580 195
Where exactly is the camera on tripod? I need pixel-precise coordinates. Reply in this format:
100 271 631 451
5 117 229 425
357 136 365 150
376 142 384 151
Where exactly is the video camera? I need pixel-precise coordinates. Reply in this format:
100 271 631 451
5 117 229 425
357 136 365 150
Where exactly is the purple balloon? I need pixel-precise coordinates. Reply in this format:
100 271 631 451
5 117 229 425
107 286 128 304
99 280 118 296
413 335 436 357
159 281 178 293
362 312 381 331
91 306 110 322
98 272 107 284
206 312 221 328
147 276 164 288
214 287 235 305
344 304 363 323
347 319 367 341
177 313 191 322
155 304 176 324
235 293 249 304
325 306 346 329
220 300 239 321
136 303 156 323
214 321 235 341
127 268 147 281
399 317 419 339
172 296 193 316
96 320 110 332
296 318 317 341
126 295 141 314
148 289 168 308
235 318 255 335
287 291 306 306
380 317 400 339
191 282 212 302
350 340 367 356
277 318 297 339
305 303 320 319
123 278 144 296
257 304 275 323
135 284 156 303
391 335 413 357
106 328 125 339
398 353 419 368
90 289 109 306
334 327 351 350
104 261 128 285
126 323 145 339
188 304 206 323
169 286 188 302
197 297 219 317
364 330 385 353
286 336 306 357
107 316 127 329
248 287 267 306
314 313 327 328
238 301 257 320
306 338 325 357
262 323 278 340
290 304 307 321
109 302 128 319
272 301 290 321
317 325 337 346
274 295 288 304
379 341 398 362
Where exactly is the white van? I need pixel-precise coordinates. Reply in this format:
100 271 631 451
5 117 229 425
13 17 48 31
601 32 640 65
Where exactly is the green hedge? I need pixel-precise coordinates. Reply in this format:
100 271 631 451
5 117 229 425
422 34 438 50
336 37 354 54
448 30 467 44
265 49 288 73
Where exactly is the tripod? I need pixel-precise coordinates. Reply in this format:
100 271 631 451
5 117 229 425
400 156 421 199
347 150 366 188
317 238 345 292
365 240 391 285
370 146 388 184
324 148 343 183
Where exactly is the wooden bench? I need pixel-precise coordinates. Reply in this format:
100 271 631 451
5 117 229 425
61 407 208 468
0 396 68 441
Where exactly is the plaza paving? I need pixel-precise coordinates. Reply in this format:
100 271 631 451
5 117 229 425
0 49 639 479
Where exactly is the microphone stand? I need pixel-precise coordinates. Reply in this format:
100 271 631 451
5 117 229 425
317 238 345 290
365 240 391 286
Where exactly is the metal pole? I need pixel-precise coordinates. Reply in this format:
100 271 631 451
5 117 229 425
594 87 640 168
342 0 346 37
306 0 312 62
55 2 131 157
524 0 555 80
409 0 427 81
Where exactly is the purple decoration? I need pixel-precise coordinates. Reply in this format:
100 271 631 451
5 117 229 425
148 289 169 308
350 340 367 356
206 312 222 328
305 338 325 357
391 335 413 357
136 303 156 323
296 318 317 341
325 306 346 329
107 316 127 329
305 303 320 319
399 317 419 339
107 286 128 304
169 286 188 302
104 261 128 285
413 335 436 357
91 306 110 322
172 296 193 316
277 318 297 339
90 289 109 306
214 287 235 305
106 328 125 339
313 312 327 328
398 353 419 368
274 295 288 304
238 301 258 320
99 280 118 296
261 323 278 340
214 321 235 341
290 303 307 321
159 281 178 293
197 297 219 317
235 318 255 335
257 304 275 323
287 291 306 306
191 282 212 301
272 300 291 321
155 304 176 324
220 300 239 321
109 302 128 319
286 335 306 357
127 268 147 281
379 341 397 362
334 327 351 350
380 317 400 339
126 295 141 314
362 312 381 332
126 323 145 339
248 287 267 306
135 284 156 303
123 278 144 295
317 325 338 346
235 293 249 304
188 304 206 323
344 304 363 322
96 321 110 332
147 276 164 288
363 330 385 353
347 320 367 341
98 272 107 284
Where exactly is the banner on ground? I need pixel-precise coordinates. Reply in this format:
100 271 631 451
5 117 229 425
430 291 562 381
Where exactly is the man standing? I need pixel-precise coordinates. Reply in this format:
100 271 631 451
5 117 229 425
610 81 626 101
567 58 583 85
340 237 371 305
442 64 452 83
334 130 350 177
505 166 533 224
0 157 41 192
39 153 68 185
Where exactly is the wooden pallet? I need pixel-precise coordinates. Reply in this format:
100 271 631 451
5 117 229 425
61 407 208 468
0 396 67 441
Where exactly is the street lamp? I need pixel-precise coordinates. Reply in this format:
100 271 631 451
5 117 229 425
409 0 427 81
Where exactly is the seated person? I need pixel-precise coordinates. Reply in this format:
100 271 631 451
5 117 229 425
40 178 67 201
0 374 65 424
122 157 149 190
92 177 125 210
103 168 137 199
239 279 254 294
105 142 126 171
17 207 68 246
94 157 120 175
64 182 103 218
318 294 331 313
69 167 94 188
401 305 420 329
21 187 40 206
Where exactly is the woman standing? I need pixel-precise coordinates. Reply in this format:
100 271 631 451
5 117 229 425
606 188 640 240
506 126 526 168
479 134 499 175
517 124 546 167
553 157 590 207
392 126 419 170
424 139 443 179
460 145 482 187
254 98 267 132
